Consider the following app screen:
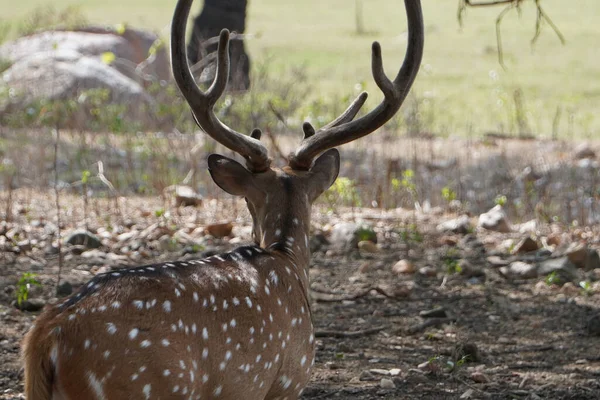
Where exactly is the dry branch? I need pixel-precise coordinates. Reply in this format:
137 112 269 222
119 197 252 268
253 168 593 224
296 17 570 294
457 0 565 68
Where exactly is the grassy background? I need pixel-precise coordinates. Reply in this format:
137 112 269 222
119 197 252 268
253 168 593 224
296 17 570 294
1 0 599 137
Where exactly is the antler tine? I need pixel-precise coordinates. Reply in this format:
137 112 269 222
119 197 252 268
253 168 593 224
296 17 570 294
171 0 270 172
289 0 424 170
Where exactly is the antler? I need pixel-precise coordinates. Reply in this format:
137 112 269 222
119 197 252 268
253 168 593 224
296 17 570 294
288 0 425 170
171 0 271 172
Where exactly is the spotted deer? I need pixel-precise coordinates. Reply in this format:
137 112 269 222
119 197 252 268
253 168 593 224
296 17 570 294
21 0 423 398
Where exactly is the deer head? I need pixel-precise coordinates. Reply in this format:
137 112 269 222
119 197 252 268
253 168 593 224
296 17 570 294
172 0 424 254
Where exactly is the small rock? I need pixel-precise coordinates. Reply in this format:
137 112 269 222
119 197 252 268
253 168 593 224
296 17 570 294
438 235 459 246
174 185 203 207
538 257 580 283
486 256 509 267
65 230 102 249
329 223 376 250
18 298 46 312
470 371 489 383
562 243 600 271
573 143 596 160
205 222 234 238
380 378 396 389
417 360 439 373
512 237 539 254
437 215 472 234
358 240 379 253
418 266 437 277
325 361 341 370
389 368 401 376
460 389 475 399
56 281 73 297
500 261 537 279
392 259 415 275
478 205 511 233
517 219 537 234
559 282 579 295
370 369 390 376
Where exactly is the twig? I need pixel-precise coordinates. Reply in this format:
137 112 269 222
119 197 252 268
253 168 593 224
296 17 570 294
458 0 565 69
314 325 389 338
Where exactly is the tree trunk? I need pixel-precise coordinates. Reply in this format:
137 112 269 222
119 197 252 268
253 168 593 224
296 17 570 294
188 0 250 91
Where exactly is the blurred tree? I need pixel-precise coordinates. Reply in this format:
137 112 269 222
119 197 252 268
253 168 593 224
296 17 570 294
188 0 250 91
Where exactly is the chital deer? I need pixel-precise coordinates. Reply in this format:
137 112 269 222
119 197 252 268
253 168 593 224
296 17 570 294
21 0 423 398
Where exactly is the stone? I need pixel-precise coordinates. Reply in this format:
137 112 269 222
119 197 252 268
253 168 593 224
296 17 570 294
174 185 203 207
486 256 509 267
512 237 539 254
392 259 415 275
561 243 600 271
65 230 102 249
436 215 472 234
438 235 459 246
205 222 234 238
538 257 580 283
0 27 168 129
470 371 489 383
357 240 379 253
18 298 46 312
56 281 73 297
380 378 396 389
517 219 537 234
500 261 537 279
329 222 375 250
573 143 596 160
478 205 511 233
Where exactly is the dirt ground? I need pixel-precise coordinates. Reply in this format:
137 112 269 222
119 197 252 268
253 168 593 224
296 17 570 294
1 193 599 399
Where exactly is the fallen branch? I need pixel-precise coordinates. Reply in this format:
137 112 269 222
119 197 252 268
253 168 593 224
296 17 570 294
315 325 389 338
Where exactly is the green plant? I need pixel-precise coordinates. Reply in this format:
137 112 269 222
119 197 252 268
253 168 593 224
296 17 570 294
441 186 457 203
16 273 41 307
579 280 594 296
545 271 561 286
324 177 362 208
494 194 507 207
399 223 423 244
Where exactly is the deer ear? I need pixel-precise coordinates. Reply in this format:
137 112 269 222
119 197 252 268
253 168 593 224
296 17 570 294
208 154 255 196
307 149 340 201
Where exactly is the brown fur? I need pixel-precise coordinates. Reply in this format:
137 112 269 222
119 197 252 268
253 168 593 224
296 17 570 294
22 308 61 400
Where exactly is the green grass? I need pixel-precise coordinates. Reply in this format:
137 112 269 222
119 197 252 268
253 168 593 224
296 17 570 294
1 0 599 137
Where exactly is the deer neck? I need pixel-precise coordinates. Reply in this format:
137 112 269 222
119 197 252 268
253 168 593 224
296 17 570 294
258 200 311 278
